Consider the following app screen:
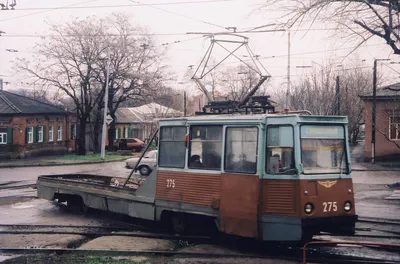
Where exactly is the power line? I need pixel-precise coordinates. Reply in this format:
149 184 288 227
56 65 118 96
128 0 226 30
256 43 386 61
1 33 189 37
1 0 233 12
0 0 100 22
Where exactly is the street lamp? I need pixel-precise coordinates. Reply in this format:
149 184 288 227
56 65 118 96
371 58 390 164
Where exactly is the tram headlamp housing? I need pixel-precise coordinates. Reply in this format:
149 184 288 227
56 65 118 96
304 203 314 214
344 201 352 212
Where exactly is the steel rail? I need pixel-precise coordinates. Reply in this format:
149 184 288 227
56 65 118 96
358 217 400 226
303 240 400 264
0 184 36 190
327 233 400 240
0 247 277 260
0 230 211 241
0 224 141 230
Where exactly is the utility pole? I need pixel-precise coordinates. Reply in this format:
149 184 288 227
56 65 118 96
100 52 111 160
286 30 291 110
183 91 187 117
371 59 377 164
335 75 340 115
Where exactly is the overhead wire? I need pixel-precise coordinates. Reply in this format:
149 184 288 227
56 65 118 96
0 0 100 22
128 0 226 30
0 0 234 11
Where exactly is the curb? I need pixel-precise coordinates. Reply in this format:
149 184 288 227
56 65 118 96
0 157 130 168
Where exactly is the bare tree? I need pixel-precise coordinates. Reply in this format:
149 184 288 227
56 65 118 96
262 1 400 56
281 62 371 142
94 14 166 151
219 65 264 101
17 14 165 154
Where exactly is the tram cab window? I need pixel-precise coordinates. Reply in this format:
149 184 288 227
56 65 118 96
266 126 295 174
225 127 258 174
189 126 222 170
300 125 348 174
158 126 187 168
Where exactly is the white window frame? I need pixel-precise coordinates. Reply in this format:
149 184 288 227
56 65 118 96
116 129 119 139
389 116 400 140
49 125 54 142
27 127 33 144
37 126 43 143
124 127 128 138
57 125 62 141
0 132 7 144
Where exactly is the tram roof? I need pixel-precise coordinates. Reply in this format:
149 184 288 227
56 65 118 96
158 113 348 125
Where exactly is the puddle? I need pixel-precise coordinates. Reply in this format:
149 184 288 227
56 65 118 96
0 255 19 263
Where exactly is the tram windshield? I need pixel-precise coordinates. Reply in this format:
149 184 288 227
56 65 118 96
301 139 347 174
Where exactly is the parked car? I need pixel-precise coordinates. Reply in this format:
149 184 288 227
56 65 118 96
114 138 146 152
126 150 158 176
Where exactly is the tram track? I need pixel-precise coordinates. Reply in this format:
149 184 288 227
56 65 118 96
2 224 399 242
0 245 398 264
0 219 399 264
358 217 400 226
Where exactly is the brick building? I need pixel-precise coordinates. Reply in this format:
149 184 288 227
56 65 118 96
0 90 76 160
360 83 400 161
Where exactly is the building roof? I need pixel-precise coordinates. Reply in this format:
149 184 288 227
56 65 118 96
115 108 143 123
115 103 183 124
360 83 400 100
0 90 69 115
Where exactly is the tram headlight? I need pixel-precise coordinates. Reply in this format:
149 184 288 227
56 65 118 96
344 201 352 212
304 203 314 214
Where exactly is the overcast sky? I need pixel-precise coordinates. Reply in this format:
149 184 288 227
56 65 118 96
0 0 399 94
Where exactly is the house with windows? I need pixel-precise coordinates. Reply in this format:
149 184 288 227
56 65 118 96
360 83 400 161
113 103 183 142
0 89 76 160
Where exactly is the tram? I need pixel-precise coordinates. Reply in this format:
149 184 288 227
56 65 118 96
154 113 357 241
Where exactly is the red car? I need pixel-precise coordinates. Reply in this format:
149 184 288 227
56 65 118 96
113 138 146 152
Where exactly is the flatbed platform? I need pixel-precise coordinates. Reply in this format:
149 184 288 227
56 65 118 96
37 173 156 221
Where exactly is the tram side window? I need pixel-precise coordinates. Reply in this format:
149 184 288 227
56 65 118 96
158 126 187 168
266 126 295 174
225 127 258 174
189 126 222 170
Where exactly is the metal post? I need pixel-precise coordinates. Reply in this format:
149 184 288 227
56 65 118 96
371 59 377 164
100 52 111 160
286 30 291 110
183 91 187 116
336 75 340 115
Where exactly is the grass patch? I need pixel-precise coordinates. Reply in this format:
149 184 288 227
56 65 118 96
57 152 128 161
3 254 174 264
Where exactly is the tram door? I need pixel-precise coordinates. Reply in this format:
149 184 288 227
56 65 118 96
219 126 260 238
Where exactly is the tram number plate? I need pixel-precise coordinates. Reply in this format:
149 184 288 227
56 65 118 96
166 179 175 188
322 202 337 212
